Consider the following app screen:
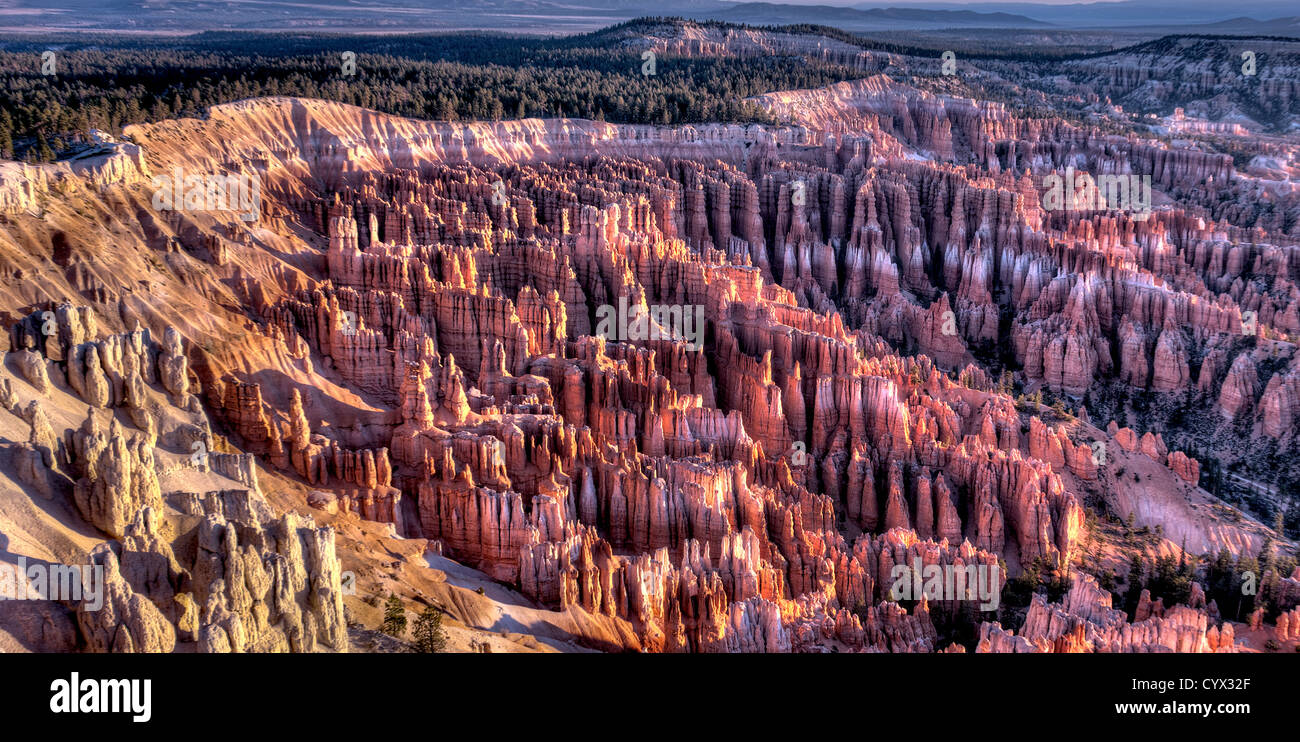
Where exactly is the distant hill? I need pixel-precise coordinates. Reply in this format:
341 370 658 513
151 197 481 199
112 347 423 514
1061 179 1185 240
695 3 1051 30
856 1 1300 29
1179 16 1300 35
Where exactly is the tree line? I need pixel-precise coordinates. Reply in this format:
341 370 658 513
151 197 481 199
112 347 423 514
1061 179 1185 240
0 24 868 162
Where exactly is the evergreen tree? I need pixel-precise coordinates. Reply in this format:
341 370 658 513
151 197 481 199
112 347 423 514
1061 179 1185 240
1233 553 1260 620
0 110 13 159
413 604 448 653
1258 534 1275 574
1207 548 1234 605
1123 553 1145 615
36 132 55 163
382 594 407 638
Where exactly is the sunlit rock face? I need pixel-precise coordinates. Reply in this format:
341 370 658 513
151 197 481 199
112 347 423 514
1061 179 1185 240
3 42 1294 653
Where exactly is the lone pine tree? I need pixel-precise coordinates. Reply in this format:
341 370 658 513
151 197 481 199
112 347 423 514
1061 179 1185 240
382 594 407 638
413 604 448 653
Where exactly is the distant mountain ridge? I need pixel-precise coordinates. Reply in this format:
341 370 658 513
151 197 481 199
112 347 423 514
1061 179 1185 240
687 3 1052 30
1 0 1294 34
855 1 1300 28
0 0 1057 34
